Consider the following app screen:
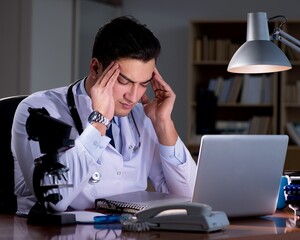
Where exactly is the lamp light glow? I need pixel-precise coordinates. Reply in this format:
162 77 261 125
227 12 292 74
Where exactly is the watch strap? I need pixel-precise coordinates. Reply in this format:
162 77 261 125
88 111 111 129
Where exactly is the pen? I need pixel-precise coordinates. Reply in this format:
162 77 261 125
94 215 121 224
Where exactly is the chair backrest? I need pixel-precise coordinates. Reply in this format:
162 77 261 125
0 95 27 213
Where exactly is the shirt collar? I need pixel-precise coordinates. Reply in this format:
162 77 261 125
76 77 88 96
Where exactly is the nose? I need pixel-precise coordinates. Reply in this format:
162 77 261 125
124 84 140 103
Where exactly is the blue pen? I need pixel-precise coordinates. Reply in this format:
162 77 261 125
94 214 121 224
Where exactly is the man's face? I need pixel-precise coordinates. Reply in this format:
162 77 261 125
113 58 155 116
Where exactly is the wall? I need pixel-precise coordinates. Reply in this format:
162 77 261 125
0 0 22 97
29 0 74 92
77 0 120 79
0 0 118 95
0 0 75 96
1 0 300 143
120 0 300 142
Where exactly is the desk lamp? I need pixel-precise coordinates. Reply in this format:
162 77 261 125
227 12 300 74
228 12 300 218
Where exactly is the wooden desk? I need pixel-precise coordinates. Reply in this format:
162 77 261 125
2 210 300 240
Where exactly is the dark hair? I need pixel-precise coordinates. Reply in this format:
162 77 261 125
92 16 161 69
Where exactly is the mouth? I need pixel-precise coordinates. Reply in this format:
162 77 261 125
120 102 134 110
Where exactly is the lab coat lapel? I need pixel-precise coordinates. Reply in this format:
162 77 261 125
75 94 92 129
119 116 135 161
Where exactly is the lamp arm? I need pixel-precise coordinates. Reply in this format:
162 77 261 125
271 28 300 53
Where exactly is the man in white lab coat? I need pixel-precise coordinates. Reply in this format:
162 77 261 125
12 16 196 215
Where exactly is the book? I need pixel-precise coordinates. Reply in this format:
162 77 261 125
95 191 190 214
227 75 243 103
195 39 202 62
216 120 249 134
261 75 273 104
218 78 233 103
196 89 217 134
240 75 263 104
286 122 300 146
248 116 272 134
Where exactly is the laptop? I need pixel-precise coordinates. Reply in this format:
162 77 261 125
192 134 289 218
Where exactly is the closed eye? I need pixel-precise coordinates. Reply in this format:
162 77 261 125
118 72 151 88
140 80 151 88
117 76 130 85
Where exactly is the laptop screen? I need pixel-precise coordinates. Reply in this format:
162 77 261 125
192 134 288 217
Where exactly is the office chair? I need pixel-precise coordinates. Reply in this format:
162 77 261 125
0 95 27 213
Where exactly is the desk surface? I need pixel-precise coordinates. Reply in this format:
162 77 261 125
2 210 300 240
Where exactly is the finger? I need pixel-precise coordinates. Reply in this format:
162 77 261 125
98 62 119 87
104 67 120 88
94 62 113 85
152 68 172 91
102 61 115 75
100 63 119 87
141 93 150 106
151 72 163 92
152 77 173 98
154 89 173 99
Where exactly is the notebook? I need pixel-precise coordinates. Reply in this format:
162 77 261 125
95 191 190 214
192 134 289 218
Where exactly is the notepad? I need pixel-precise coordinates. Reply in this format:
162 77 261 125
95 191 190 214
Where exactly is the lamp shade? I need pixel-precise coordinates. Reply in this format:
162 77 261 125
227 12 291 74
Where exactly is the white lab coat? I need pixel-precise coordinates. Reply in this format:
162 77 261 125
12 80 196 214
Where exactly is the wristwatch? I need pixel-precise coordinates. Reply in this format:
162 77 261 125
88 111 111 129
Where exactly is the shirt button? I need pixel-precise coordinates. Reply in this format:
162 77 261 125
93 141 99 147
129 145 133 149
89 172 101 183
117 171 122 175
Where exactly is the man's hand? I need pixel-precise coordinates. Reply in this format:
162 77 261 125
90 62 120 121
141 68 178 145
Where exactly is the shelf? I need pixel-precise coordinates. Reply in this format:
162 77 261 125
188 20 278 145
280 21 300 140
217 104 274 108
192 61 230 65
188 20 300 170
284 104 300 108
188 143 300 171
192 102 274 108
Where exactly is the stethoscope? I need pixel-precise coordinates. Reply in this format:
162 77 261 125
66 79 141 151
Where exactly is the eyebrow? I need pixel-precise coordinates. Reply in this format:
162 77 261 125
119 72 152 84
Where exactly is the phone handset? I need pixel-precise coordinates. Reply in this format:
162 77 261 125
136 202 212 220
134 202 229 232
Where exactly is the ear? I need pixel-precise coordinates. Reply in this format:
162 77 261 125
94 66 98 74
90 58 102 75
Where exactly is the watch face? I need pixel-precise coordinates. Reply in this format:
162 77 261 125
88 111 99 123
88 111 110 129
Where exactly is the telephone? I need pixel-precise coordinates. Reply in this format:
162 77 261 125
133 202 230 232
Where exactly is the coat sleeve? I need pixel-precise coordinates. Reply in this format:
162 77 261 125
148 137 197 198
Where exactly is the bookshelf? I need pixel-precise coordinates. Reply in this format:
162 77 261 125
188 20 300 170
279 21 300 167
188 20 277 145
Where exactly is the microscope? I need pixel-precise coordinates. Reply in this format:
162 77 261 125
25 107 76 225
